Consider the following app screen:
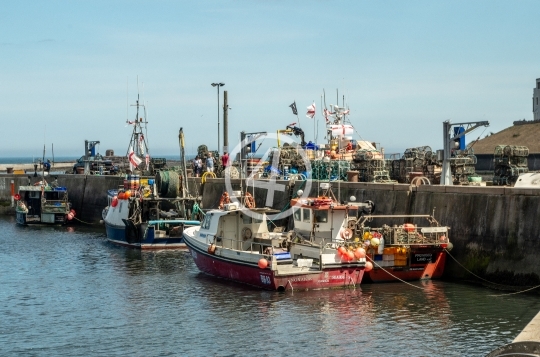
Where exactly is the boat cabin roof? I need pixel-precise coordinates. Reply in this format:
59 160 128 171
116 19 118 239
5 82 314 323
19 186 67 192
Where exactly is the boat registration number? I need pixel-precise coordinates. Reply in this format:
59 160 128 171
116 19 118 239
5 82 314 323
260 274 271 285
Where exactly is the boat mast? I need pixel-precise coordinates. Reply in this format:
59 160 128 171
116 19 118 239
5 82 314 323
126 91 150 171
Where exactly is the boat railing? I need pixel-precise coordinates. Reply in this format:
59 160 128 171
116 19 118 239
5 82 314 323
208 234 277 255
41 199 68 208
362 225 449 246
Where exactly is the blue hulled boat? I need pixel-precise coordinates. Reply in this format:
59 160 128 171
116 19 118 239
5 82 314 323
103 183 200 249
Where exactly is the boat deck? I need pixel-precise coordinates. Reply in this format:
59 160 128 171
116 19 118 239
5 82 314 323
275 264 322 276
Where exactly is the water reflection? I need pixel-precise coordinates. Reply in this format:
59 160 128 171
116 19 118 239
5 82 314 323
0 216 539 357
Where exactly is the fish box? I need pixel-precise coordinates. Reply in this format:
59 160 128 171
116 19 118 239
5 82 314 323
296 258 313 268
383 254 394 261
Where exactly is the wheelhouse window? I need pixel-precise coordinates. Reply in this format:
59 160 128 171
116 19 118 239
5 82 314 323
242 215 252 225
314 210 328 223
201 214 212 230
302 208 311 222
293 209 301 221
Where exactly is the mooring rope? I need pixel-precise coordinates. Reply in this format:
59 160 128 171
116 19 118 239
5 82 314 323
487 284 540 297
72 216 94 225
366 256 424 290
445 248 540 296
444 248 518 287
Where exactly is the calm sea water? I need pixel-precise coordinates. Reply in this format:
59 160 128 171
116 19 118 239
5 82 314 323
0 216 538 357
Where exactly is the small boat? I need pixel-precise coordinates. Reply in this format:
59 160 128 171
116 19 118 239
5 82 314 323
290 183 451 282
183 193 366 291
102 94 200 249
354 213 450 282
15 180 73 225
103 179 200 249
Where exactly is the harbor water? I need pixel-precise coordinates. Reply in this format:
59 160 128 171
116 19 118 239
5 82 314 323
0 216 539 357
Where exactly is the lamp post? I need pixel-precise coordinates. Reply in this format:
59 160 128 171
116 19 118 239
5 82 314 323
211 82 225 154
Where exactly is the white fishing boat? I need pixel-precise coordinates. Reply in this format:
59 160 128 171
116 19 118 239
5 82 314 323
183 192 366 291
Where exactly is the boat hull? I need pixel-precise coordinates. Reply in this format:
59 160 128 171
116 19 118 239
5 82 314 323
104 221 187 250
364 251 446 283
184 229 364 291
16 211 67 226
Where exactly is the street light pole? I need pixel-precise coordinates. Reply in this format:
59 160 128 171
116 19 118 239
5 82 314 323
211 82 225 154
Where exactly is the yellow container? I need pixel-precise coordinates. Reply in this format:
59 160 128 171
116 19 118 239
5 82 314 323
140 178 149 186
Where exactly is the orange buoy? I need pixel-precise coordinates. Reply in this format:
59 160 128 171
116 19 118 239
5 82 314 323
347 251 355 261
67 212 74 220
403 223 415 232
124 190 131 199
337 246 347 256
340 228 353 240
258 258 268 269
354 247 366 259
365 261 373 272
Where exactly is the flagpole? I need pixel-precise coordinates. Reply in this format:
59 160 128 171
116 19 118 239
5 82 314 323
295 100 300 128
313 99 316 145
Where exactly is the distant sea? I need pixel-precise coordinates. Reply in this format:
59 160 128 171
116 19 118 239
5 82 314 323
0 155 187 165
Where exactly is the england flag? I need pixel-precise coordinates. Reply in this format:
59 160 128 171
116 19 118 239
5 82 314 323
306 103 316 119
128 146 142 170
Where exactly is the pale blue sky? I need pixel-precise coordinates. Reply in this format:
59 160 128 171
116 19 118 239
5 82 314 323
1 1 539 157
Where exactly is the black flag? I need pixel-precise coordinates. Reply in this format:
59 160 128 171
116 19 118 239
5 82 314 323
289 102 298 115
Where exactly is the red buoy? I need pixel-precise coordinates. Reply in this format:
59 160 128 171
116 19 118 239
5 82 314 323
354 247 366 259
67 212 74 221
14 194 21 201
111 196 118 207
365 261 373 272
403 223 415 232
258 258 268 269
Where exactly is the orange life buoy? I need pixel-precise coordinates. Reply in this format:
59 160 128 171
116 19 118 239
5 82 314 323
340 228 353 240
244 192 256 208
218 192 230 209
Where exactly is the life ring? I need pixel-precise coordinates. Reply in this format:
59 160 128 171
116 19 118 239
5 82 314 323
244 192 256 208
340 228 353 240
218 192 230 209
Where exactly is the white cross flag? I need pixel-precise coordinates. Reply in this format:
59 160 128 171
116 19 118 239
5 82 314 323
306 102 316 119
128 146 142 170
